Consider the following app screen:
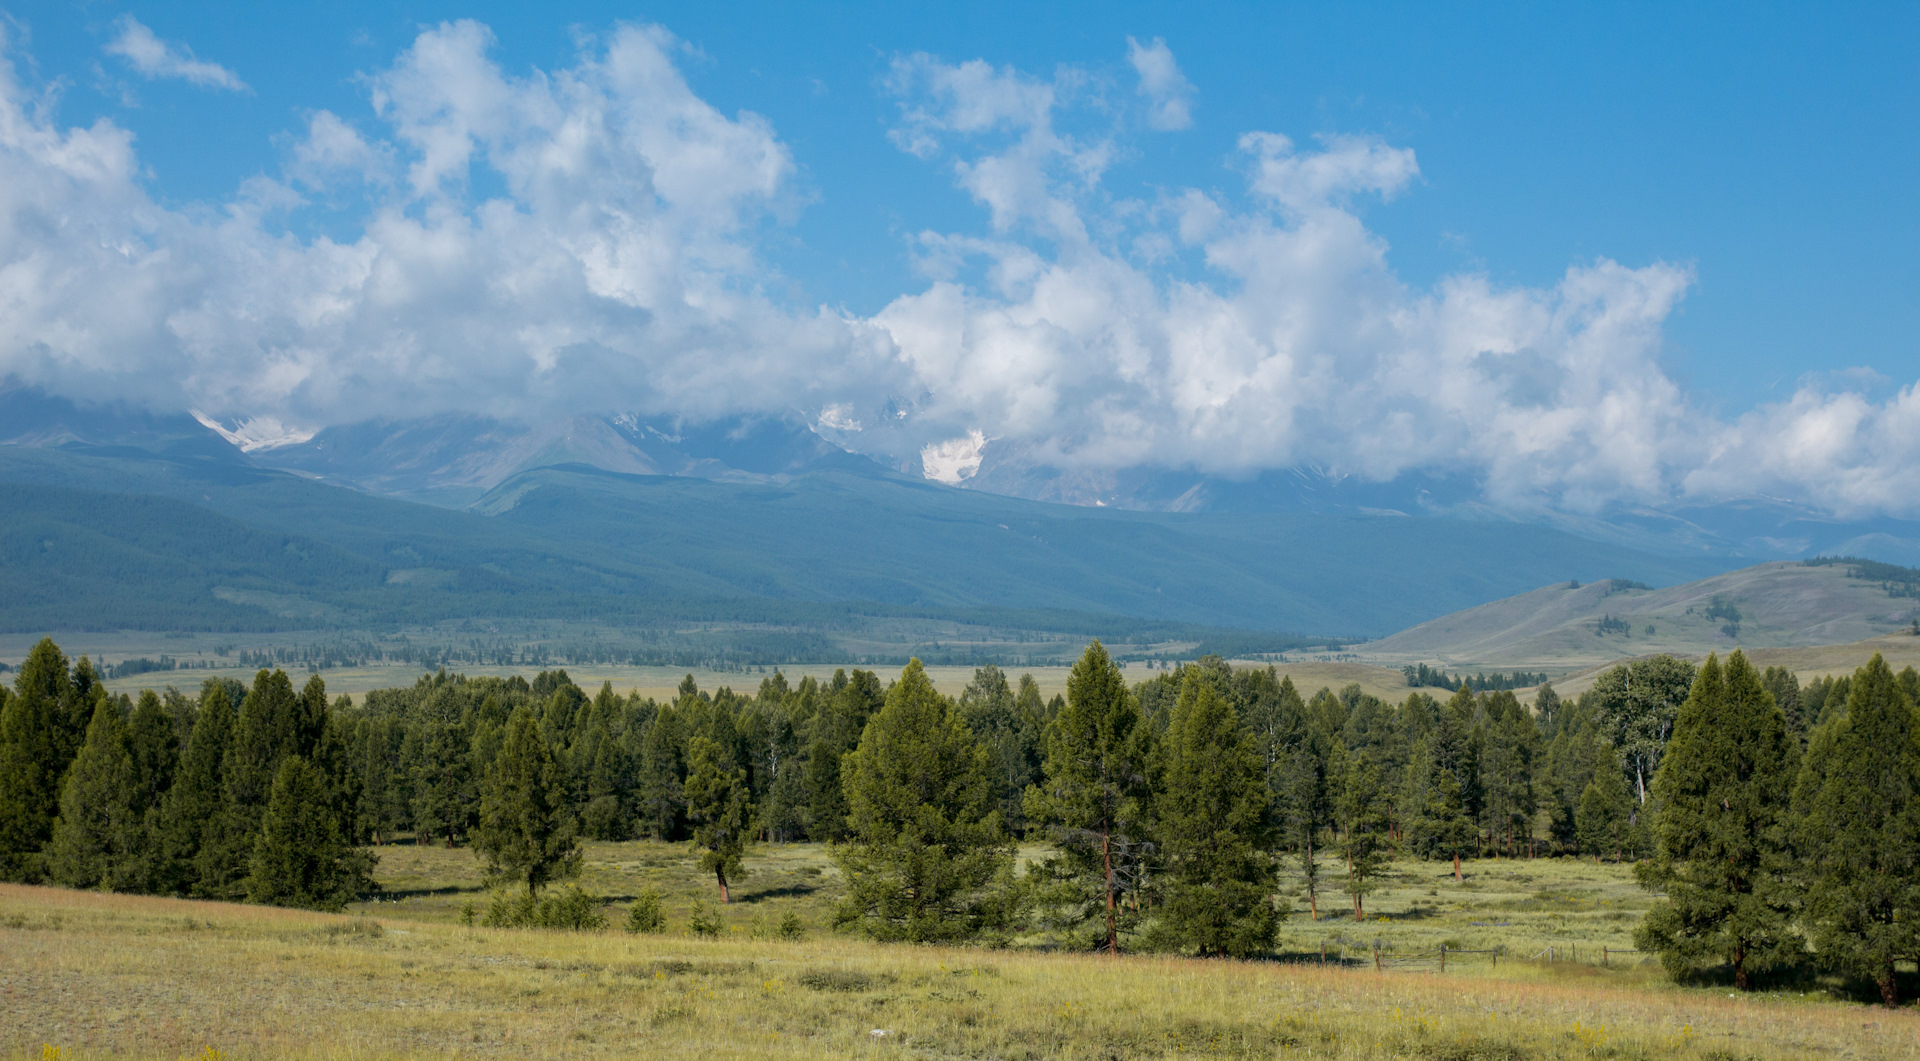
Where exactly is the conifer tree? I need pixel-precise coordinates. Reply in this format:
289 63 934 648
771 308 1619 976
1635 652 1798 988
805 669 883 841
1336 752 1391 921
684 734 754 902
635 705 685 840
200 670 302 898
1155 671 1277 956
475 704 581 895
1025 641 1156 952
155 684 234 896
1760 666 1806 743
1576 754 1631 862
1422 767 1476 881
246 756 374 911
1284 735 1332 919
0 638 77 880
833 660 1011 943
46 695 141 890
1794 654 1920 1006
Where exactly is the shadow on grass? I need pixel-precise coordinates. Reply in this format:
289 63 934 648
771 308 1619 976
736 884 821 903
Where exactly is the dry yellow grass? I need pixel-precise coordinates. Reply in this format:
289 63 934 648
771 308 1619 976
5 881 1916 1060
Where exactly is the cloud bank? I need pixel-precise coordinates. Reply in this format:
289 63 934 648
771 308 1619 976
0 22 1916 518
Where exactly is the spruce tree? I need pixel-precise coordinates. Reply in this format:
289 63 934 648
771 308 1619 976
475 704 581 895
833 659 1011 943
1635 652 1797 989
46 695 141 890
246 756 374 911
0 638 77 880
155 684 234 896
684 734 754 902
1155 671 1277 956
1025 640 1156 952
1794 654 1920 1006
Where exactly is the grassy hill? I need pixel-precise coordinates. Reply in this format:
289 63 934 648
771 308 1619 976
1364 559 1920 668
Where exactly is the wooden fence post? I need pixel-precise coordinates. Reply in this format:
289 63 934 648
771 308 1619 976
1439 945 1446 974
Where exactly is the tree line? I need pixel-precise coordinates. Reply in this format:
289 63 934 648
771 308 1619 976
1 636 1915 1003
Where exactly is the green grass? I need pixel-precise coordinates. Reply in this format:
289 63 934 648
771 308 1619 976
361 839 1653 978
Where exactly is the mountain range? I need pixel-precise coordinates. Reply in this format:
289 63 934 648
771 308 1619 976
0 384 1757 644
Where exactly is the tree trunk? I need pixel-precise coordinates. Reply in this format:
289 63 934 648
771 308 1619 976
1103 832 1117 954
1452 851 1461 882
1733 943 1748 991
717 867 731 904
1879 964 1900 1008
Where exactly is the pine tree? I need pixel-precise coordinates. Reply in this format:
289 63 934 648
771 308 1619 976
684 734 754 902
1284 735 1332 920
1422 767 1476 881
1794 654 1920 1006
0 638 77 881
833 659 1011 943
1635 652 1798 989
475 704 581 895
246 756 374 910
1336 752 1391 921
1025 641 1156 952
45 695 141 890
155 684 234 896
1155 671 1277 956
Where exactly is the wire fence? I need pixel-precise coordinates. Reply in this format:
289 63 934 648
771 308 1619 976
1308 939 1646 973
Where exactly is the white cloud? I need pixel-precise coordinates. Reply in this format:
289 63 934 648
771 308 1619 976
2 27 1918 519
0 20 905 428
104 17 248 92
1126 37 1194 131
870 47 1920 518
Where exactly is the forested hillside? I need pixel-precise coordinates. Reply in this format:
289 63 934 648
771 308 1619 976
6 636 1916 1001
0 444 1719 639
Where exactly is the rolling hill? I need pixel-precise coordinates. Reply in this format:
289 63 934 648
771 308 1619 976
1362 559 1920 668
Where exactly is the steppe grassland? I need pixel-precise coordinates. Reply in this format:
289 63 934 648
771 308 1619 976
365 840 1656 967
5 878 1914 1061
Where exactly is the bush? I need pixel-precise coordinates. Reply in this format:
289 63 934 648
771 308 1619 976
625 888 666 934
482 887 608 931
687 898 724 937
779 911 806 940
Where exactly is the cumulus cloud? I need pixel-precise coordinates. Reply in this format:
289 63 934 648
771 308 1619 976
104 17 248 92
0 20 904 426
1126 37 1194 131
2 26 1918 518
869 46 1920 517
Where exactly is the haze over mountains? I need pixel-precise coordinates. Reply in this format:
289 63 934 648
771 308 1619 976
0 384 1760 643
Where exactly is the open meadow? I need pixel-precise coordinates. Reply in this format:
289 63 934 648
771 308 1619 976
6 844 1916 1060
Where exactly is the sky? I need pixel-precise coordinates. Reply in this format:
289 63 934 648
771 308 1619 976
1 2 1917 515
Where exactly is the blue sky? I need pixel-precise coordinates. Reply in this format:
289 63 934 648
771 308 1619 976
2 2 1917 513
